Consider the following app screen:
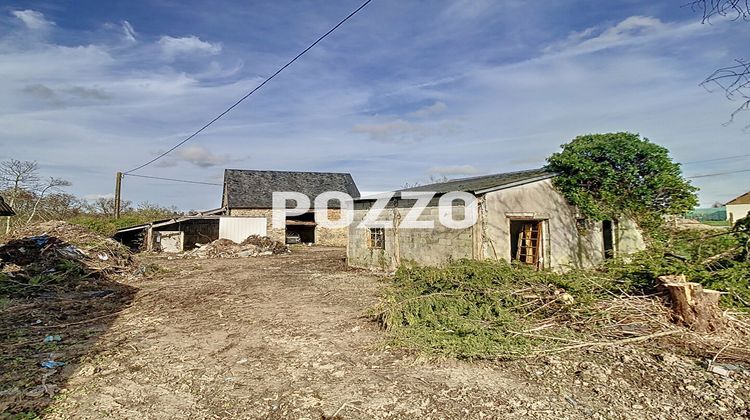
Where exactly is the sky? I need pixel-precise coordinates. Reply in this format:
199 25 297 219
1 0 749 210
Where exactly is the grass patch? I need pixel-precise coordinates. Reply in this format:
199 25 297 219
67 214 155 237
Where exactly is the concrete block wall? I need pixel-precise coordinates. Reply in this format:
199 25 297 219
347 204 473 270
348 179 646 271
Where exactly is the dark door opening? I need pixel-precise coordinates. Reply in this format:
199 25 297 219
286 212 316 244
510 220 543 268
602 220 615 259
286 224 315 243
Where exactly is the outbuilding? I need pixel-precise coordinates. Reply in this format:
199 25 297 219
347 169 645 271
222 169 360 246
726 190 750 225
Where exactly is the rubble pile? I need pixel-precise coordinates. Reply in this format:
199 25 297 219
183 236 288 258
0 222 139 415
0 221 134 296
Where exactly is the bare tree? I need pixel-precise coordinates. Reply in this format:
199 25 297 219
0 159 39 234
87 196 132 216
688 0 750 22
26 177 72 224
688 1 750 126
38 193 84 221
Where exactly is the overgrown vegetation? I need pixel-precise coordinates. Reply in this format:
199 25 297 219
69 212 169 237
375 260 616 359
0 158 182 238
376 223 750 359
546 132 698 235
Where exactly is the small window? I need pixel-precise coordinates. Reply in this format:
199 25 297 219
369 228 385 249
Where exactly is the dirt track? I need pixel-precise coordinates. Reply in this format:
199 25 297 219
43 247 749 419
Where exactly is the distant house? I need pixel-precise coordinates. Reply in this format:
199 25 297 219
347 169 645 271
726 191 750 224
0 196 14 216
223 169 360 246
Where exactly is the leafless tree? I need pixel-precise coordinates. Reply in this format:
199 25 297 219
38 193 84 221
0 159 39 233
688 1 750 127
26 177 72 224
688 0 750 22
87 196 132 216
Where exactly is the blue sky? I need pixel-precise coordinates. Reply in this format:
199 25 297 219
1 0 749 210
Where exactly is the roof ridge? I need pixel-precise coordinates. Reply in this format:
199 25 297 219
224 168 355 176
444 167 547 183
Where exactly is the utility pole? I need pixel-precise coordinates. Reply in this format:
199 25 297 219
114 171 122 219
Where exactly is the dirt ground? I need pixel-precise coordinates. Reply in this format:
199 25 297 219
27 247 749 419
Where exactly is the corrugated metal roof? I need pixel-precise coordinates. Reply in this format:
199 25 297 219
399 168 554 194
0 196 15 216
727 191 750 205
223 169 360 209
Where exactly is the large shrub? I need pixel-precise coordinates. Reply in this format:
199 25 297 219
546 132 698 232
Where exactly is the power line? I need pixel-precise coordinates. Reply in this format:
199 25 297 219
686 168 750 179
124 173 222 186
682 153 750 165
124 0 374 174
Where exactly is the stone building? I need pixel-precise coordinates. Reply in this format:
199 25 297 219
223 169 360 246
347 169 645 271
726 190 750 225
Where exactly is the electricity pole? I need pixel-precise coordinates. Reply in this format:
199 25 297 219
114 172 122 219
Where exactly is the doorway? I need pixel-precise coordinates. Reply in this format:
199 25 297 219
510 220 543 268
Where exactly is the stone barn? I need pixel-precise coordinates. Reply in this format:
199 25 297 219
223 169 360 246
347 169 645 271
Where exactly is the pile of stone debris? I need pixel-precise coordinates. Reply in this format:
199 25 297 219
0 221 135 296
181 235 288 258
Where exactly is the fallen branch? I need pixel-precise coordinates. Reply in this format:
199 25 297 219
535 329 683 355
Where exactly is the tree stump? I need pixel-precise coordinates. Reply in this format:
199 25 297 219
658 275 725 332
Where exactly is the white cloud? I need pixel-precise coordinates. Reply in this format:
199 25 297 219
158 35 222 59
440 0 497 21
429 165 481 176
352 118 460 143
122 21 137 43
544 16 702 57
411 101 447 118
156 145 233 168
11 10 54 30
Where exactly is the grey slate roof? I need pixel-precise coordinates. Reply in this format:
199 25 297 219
399 168 554 195
0 196 14 216
223 169 360 209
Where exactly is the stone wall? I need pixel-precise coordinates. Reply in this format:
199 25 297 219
229 207 349 246
315 208 348 247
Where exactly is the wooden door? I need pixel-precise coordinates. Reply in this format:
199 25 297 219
514 220 542 268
